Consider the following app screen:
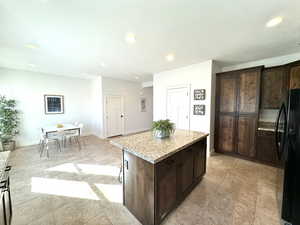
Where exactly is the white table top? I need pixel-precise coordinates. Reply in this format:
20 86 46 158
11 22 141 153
42 124 80 133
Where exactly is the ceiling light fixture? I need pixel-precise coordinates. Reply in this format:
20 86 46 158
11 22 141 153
125 32 136 44
28 63 36 68
266 17 283 28
135 76 139 80
165 53 175 62
24 43 40 49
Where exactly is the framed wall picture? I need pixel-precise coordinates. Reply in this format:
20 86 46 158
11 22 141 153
194 89 206 100
193 104 205 115
140 97 146 112
44 95 64 114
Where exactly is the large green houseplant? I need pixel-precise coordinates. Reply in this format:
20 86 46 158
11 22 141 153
152 119 175 138
0 96 19 151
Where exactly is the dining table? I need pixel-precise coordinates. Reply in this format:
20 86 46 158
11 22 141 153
42 123 81 138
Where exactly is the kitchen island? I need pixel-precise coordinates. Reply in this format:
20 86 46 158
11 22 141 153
111 129 208 225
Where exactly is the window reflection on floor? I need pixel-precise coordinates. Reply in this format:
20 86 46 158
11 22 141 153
31 177 99 200
47 163 119 177
95 183 123 203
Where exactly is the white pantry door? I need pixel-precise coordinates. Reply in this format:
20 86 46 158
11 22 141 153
167 87 190 130
106 96 124 137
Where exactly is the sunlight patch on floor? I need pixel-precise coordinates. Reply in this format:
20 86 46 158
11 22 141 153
95 183 122 203
47 163 119 177
31 177 99 200
47 163 78 173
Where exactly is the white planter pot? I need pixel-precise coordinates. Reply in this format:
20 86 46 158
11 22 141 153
154 130 170 139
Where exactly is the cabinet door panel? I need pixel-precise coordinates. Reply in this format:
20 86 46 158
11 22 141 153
181 148 194 193
157 157 177 220
261 66 287 109
290 65 300 89
237 115 257 158
256 131 282 166
219 77 237 113
217 115 235 153
194 140 207 179
238 70 260 113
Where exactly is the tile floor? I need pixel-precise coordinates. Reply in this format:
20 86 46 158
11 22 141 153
8 136 284 225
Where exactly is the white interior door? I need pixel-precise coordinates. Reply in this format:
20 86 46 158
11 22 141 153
106 96 123 137
167 87 190 130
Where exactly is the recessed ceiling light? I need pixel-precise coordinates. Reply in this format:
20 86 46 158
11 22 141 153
125 33 136 44
165 53 175 62
135 76 139 80
266 17 283 28
28 63 36 68
24 43 40 49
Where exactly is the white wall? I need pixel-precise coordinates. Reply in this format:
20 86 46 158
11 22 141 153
90 76 104 138
0 68 95 147
153 60 217 154
102 77 153 136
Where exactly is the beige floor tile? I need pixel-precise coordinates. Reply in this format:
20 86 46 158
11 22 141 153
8 136 283 225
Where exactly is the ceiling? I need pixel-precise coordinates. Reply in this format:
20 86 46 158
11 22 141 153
0 0 299 82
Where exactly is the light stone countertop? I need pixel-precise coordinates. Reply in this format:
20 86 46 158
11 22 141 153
0 151 10 182
111 129 209 164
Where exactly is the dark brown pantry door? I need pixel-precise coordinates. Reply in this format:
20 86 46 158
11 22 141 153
237 115 257 158
219 76 238 113
217 114 236 153
215 74 238 154
238 70 261 113
260 66 287 109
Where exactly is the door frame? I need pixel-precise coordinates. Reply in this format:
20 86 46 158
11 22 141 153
166 84 191 130
104 95 125 138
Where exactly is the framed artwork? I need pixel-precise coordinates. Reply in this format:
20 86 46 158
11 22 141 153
140 98 146 112
193 104 205 115
44 95 64 114
194 89 206 100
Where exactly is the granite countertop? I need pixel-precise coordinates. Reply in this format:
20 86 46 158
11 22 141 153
111 129 209 164
0 151 10 182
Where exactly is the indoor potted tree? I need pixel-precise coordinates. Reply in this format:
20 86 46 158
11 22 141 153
152 119 175 138
0 96 19 151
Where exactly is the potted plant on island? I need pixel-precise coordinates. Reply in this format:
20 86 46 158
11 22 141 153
0 96 19 151
152 119 175 139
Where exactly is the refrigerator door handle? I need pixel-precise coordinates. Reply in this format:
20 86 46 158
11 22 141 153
275 103 287 160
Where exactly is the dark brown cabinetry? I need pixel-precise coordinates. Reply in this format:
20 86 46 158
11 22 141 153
260 66 288 109
289 61 300 89
215 60 300 167
237 115 257 158
256 130 283 167
215 67 262 159
123 138 207 225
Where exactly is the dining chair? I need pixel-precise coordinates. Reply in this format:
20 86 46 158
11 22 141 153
39 128 64 158
64 124 82 149
39 133 61 158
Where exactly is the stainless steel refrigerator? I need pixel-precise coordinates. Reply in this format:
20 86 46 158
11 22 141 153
275 89 300 225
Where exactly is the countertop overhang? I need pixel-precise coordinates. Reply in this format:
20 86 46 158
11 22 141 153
0 151 10 181
110 129 209 164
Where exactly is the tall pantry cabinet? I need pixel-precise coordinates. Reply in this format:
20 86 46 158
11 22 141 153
215 66 263 159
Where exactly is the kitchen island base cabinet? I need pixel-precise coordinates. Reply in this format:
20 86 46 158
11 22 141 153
123 138 207 225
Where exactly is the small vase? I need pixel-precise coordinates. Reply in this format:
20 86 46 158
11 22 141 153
154 130 170 139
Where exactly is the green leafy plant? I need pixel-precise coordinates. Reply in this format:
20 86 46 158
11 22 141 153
152 119 175 138
0 95 19 143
